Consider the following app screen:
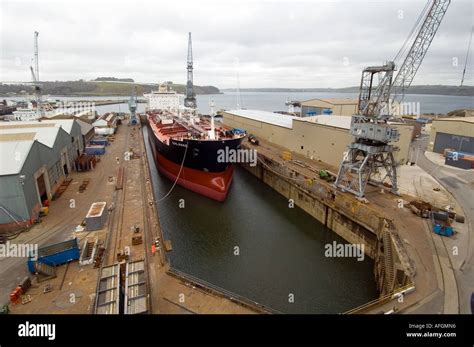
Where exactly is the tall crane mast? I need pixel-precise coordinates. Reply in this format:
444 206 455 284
335 0 450 198
128 85 139 125
31 31 44 119
184 32 197 109
34 31 39 83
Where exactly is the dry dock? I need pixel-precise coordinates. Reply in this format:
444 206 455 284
240 137 458 314
6 118 263 314
4 117 460 315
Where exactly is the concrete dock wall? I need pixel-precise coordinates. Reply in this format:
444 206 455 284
250 164 377 259
240 154 413 296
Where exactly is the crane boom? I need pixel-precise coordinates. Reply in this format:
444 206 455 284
30 66 37 84
31 31 43 119
335 0 450 198
34 31 39 82
358 0 450 119
390 0 451 111
460 27 473 87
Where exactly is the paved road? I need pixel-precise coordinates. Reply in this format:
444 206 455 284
0 217 81 306
412 135 474 314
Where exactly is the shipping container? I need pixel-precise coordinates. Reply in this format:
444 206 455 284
445 157 473 170
446 150 474 161
95 127 114 136
27 238 80 273
85 145 106 156
90 137 109 146
85 202 108 231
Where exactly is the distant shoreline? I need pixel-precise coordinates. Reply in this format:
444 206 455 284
0 93 224 99
1 84 472 98
0 81 221 97
221 85 474 97
2 91 471 99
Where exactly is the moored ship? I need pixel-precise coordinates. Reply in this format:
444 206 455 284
145 85 245 201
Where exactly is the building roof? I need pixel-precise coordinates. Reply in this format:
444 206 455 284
297 115 352 129
76 119 94 135
42 119 75 133
301 98 358 107
0 127 60 148
432 116 474 124
0 133 36 141
0 140 34 175
46 110 96 123
226 109 296 129
92 119 108 127
0 119 75 134
105 113 115 122
0 119 77 176
45 108 95 119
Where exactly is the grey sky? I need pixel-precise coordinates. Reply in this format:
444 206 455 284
0 0 472 88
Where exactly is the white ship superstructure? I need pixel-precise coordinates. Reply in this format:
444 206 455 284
144 84 184 111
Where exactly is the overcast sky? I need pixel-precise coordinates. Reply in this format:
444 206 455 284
0 0 472 88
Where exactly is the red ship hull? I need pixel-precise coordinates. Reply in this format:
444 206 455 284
155 152 234 202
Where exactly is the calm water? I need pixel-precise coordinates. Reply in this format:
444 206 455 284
143 127 377 313
6 91 473 115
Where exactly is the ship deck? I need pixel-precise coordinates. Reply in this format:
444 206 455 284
147 111 240 142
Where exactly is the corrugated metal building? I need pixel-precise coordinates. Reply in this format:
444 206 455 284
43 114 96 144
428 117 474 154
223 109 414 168
0 120 83 232
76 119 95 144
92 113 117 135
300 98 358 117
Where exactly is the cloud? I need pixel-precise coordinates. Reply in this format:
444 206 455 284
0 0 472 88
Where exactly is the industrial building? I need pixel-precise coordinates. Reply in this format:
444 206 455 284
93 113 117 135
0 119 83 232
45 108 97 124
300 98 358 117
428 117 474 154
76 119 95 144
223 109 414 169
46 114 95 144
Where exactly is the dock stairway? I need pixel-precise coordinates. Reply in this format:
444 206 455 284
80 238 98 266
383 231 395 293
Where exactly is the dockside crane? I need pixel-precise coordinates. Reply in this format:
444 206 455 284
128 85 139 125
184 32 197 109
334 0 450 198
460 26 473 87
30 31 44 119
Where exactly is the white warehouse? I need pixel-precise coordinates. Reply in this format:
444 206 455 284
0 120 83 232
